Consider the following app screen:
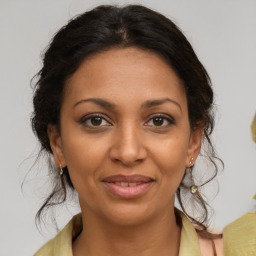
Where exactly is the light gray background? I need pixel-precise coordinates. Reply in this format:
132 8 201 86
1 0 256 255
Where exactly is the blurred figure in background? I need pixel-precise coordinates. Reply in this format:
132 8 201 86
223 113 256 255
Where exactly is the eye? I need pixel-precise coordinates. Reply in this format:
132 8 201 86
145 114 175 128
80 114 111 128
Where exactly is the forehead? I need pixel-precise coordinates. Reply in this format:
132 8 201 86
64 47 187 107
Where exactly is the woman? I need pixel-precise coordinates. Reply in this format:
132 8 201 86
32 5 223 256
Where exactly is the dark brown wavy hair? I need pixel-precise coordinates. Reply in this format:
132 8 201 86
31 4 222 233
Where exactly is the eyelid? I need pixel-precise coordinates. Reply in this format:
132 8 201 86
144 113 175 127
78 112 175 128
79 113 112 127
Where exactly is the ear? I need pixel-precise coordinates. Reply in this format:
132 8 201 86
186 125 204 167
47 124 66 168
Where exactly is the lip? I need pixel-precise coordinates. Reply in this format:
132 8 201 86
102 175 155 199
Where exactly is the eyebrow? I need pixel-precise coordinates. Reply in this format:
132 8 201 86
73 98 116 109
73 97 182 112
141 98 182 112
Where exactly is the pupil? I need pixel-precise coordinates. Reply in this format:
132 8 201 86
91 117 102 126
153 117 164 126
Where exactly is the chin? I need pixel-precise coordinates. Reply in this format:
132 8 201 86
100 202 159 227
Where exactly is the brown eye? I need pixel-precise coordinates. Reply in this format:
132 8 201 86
91 117 103 126
153 117 164 126
80 114 111 128
145 114 175 128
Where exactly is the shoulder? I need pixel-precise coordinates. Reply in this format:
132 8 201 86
178 210 223 256
223 212 256 256
34 214 82 256
198 234 223 256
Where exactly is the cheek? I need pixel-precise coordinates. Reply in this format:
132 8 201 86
152 133 189 166
61 134 108 191
150 134 189 187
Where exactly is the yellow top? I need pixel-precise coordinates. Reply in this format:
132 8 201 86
34 212 202 256
223 212 256 255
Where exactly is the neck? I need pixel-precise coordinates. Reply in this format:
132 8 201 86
73 207 181 256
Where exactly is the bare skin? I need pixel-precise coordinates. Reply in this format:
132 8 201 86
48 47 203 256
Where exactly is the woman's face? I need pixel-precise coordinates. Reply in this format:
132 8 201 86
49 47 202 225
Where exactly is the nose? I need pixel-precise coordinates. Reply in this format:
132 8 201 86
109 123 147 166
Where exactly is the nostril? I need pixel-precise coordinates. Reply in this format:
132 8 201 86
109 128 147 164
109 147 147 166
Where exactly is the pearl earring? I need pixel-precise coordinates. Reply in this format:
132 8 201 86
59 164 64 176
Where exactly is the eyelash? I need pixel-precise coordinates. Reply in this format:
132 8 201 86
79 113 175 128
79 114 111 128
144 114 175 128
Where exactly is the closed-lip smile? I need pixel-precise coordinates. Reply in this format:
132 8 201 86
102 175 155 199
